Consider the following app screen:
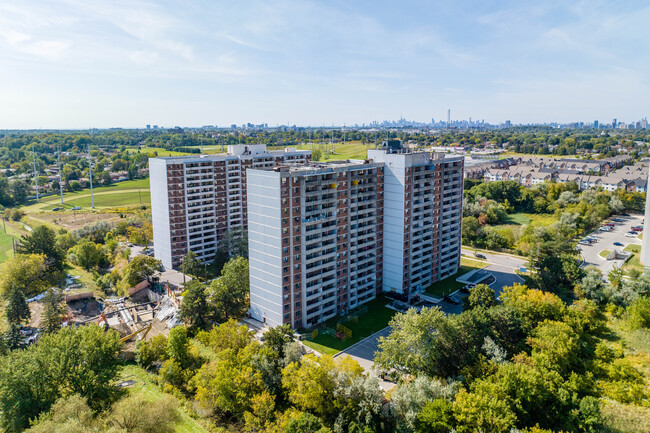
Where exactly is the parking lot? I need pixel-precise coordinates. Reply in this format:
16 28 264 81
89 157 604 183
579 214 643 275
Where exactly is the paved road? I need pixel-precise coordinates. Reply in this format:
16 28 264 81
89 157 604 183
460 249 527 297
579 214 643 275
335 249 527 379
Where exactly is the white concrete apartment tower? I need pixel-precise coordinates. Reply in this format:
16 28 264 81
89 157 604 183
247 161 384 328
367 149 464 295
149 145 311 269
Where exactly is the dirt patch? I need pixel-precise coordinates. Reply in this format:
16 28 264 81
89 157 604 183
31 211 126 231
28 302 44 328
67 298 102 320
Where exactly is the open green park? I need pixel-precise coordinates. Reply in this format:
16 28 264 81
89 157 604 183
22 178 151 213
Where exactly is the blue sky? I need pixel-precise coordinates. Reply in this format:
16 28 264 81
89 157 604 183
0 0 648 128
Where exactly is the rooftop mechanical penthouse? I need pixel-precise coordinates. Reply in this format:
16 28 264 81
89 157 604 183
247 149 464 328
150 144 311 269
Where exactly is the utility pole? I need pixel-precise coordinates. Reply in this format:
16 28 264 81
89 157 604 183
32 146 39 202
57 146 64 205
87 142 95 209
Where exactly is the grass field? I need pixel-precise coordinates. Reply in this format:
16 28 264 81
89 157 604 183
268 141 375 161
118 364 211 433
623 244 643 275
491 212 557 232
599 249 612 259
303 294 396 355
23 178 151 212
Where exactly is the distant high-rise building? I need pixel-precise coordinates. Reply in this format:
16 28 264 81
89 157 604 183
447 109 451 125
594 120 599 129
642 118 648 129
613 118 617 129
505 120 512 127
146 124 151 130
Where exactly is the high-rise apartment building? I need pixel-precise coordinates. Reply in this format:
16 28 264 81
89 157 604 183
150 145 311 269
247 161 384 328
367 150 464 294
248 149 464 328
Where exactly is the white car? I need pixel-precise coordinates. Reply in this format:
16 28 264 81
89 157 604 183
625 233 637 238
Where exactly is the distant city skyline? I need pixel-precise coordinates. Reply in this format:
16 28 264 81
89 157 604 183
0 1 648 129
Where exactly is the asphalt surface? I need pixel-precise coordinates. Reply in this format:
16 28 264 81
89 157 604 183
335 249 527 381
579 214 643 275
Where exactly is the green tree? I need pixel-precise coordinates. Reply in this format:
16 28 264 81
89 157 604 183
16 225 64 271
207 256 250 322
626 296 650 330
374 307 446 376
179 280 209 330
108 394 179 433
72 240 108 271
135 334 168 370
122 255 161 287
453 388 516 433
0 325 122 432
5 285 30 326
182 250 202 277
263 324 295 358
167 326 192 369
40 289 66 334
415 399 455 433
577 266 606 303
465 284 498 310
282 354 365 421
0 254 49 297
10 179 31 205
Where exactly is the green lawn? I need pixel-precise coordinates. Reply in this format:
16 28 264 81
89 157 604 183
492 212 556 231
622 244 643 275
599 249 612 259
268 141 374 161
118 365 211 433
424 264 486 298
39 191 151 210
303 294 396 355
23 178 150 212
0 228 15 264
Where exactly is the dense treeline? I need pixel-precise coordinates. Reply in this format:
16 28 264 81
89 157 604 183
462 180 643 253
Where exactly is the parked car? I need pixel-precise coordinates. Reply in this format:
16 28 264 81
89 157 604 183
599 227 611 232
612 218 623 222
443 296 460 305
578 240 590 245
605 223 615 227
71 206 81 210
52 207 63 211
632 226 643 232
625 233 637 238
620 212 630 216
613 242 623 246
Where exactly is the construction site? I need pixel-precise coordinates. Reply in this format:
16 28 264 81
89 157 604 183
27 279 183 357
